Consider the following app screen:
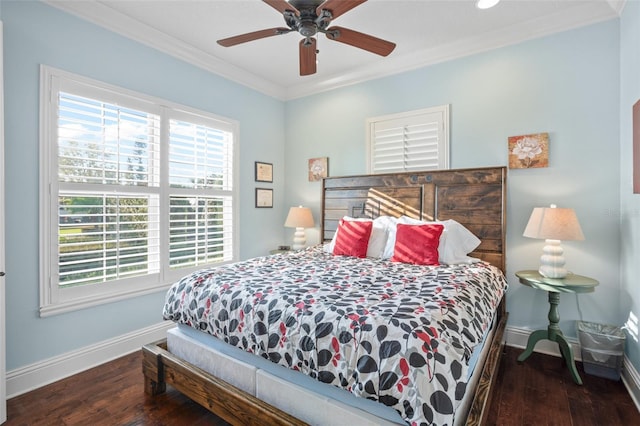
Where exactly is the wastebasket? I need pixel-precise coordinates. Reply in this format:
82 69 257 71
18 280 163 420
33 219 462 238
577 320 626 380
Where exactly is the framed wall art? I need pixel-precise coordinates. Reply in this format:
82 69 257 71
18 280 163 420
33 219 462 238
255 188 273 208
308 157 328 182
508 133 549 169
255 161 273 183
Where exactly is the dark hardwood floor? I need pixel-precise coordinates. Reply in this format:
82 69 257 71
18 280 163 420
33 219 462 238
6 345 639 425
486 346 640 426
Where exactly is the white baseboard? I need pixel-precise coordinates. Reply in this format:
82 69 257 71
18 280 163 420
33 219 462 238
6 320 174 398
505 325 640 413
622 355 640 412
6 322 640 415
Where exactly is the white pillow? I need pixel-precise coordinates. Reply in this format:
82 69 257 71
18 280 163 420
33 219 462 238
381 216 481 264
324 216 389 258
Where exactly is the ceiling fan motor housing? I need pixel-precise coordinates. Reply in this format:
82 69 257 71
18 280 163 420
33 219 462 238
286 1 332 38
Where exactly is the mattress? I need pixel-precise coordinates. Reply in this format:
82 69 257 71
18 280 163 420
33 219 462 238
163 246 507 424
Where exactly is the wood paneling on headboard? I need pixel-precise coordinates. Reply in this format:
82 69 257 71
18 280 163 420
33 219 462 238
321 166 507 272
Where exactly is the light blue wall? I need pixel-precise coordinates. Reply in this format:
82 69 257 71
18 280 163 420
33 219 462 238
620 1 640 371
2 1 285 369
2 0 633 379
285 20 621 346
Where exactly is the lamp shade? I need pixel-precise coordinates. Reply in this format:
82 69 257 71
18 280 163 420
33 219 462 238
284 206 314 229
523 206 584 241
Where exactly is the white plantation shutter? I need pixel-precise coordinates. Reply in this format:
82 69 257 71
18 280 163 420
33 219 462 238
169 195 233 267
57 92 162 289
168 118 235 268
40 66 238 316
367 106 449 174
169 119 233 191
58 92 161 186
58 194 161 287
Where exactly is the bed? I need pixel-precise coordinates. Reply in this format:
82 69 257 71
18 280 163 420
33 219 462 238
143 166 508 425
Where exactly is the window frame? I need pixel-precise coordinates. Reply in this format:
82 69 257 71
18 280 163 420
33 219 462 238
39 65 239 317
366 105 450 174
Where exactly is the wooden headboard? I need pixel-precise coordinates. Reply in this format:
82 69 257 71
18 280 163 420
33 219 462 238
321 166 507 272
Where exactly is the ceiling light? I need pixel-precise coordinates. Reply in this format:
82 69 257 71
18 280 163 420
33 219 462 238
476 0 500 9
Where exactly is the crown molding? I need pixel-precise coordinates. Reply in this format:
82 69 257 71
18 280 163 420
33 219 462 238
606 0 627 15
284 1 621 99
45 1 620 102
44 0 288 100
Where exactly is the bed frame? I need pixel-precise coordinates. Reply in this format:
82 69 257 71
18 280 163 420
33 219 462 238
143 166 508 425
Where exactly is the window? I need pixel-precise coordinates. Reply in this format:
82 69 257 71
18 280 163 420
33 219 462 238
40 66 238 316
366 105 449 174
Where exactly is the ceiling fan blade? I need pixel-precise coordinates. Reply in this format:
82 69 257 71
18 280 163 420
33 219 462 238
263 0 299 16
217 28 291 47
316 0 367 20
325 26 396 56
299 38 317 76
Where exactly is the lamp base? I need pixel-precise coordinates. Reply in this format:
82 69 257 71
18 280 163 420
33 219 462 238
539 239 568 279
292 227 306 250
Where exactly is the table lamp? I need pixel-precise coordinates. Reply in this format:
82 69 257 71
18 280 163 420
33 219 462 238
284 206 314 250
523 204 584 279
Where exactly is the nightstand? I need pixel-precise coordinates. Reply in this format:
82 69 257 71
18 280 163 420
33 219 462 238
515 270 599 385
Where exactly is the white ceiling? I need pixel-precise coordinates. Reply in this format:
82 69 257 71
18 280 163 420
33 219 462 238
46 0 625 100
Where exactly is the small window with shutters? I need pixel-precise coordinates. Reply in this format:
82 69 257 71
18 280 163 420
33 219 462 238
366 105 449 174
40 66 238 316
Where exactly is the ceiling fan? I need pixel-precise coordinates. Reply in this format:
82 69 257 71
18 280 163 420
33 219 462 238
217 0 396 76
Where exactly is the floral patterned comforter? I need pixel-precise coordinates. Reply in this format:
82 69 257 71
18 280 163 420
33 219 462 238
163 246 507 425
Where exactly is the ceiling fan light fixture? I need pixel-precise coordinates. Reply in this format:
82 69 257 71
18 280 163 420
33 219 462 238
476 0 500 9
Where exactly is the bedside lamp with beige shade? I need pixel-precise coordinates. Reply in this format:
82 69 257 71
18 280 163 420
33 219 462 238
284 206 314 250
523 204 585 279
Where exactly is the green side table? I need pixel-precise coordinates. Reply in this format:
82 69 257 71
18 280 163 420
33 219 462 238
515 270 599 385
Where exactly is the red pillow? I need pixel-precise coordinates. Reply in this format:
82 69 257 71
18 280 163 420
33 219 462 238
391 223 444 265
333 219 373 258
